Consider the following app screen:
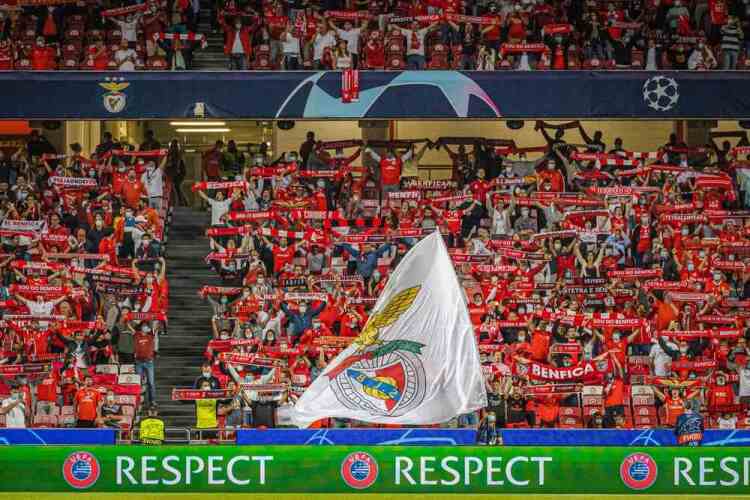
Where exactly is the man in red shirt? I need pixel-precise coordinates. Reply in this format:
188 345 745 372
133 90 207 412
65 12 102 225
364 142 413 198
74 376 102 428
201 141 225 181
132 322 157 406
31 37 57 70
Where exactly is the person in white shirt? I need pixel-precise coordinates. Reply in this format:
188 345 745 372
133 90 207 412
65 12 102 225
112 13 143 45
114 39 138 71
196 189 233 226
0 386 27 428
311 23 335 69
649 337 675 377
328 17 367 68
717 412 737 430
140 157 166 210
14 294 66 317
280 25 300 69
392 20 439 70
333 39 352 69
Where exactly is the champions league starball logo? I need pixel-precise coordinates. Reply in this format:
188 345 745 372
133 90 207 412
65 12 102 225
642 76 679 112
620 452 658 490
275 71 501 118
341 451 379 489
327 286 427 417
62 451 101 489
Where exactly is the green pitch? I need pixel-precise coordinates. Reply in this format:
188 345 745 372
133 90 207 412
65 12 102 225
1 495 747 499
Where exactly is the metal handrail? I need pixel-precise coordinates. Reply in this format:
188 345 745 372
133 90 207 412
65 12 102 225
118 426 238 444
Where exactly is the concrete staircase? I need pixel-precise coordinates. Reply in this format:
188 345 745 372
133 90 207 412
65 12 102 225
192 5 229 70
154 206 221 428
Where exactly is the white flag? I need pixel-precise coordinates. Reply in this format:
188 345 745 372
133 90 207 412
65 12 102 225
290 230 487 427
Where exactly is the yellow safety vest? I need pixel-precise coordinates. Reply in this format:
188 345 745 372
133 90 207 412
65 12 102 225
196 399 217 429
140 417 165 445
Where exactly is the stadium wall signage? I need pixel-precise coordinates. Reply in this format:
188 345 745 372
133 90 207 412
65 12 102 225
0 428 116 445
0 72 748 119
236 428 750 447
1 445 749 493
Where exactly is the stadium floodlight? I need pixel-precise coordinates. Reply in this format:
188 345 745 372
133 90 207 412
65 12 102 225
170 121 226 127
175 128 231 133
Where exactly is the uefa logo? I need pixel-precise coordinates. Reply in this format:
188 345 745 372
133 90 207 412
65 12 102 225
620 452 658 490
62 451 101 489
341 451 379 489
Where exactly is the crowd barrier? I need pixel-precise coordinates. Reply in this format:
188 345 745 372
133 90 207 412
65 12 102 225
4 428 747 447
0 71 748 119
0 429 116 445
1 445 747 493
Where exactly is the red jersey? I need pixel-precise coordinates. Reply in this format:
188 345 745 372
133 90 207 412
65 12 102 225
272 245 295 273
31 46 56 70
708 384 734 408
36 374 59 402
380 157 402 186
75 387 101 421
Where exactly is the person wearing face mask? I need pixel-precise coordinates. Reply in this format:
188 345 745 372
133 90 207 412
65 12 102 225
115 168 146 210
0 384 28 428
97 389 124 428
194 361 221 390
85 213 113 253
280 299 326 342
129 321 157 406
140 157 166 211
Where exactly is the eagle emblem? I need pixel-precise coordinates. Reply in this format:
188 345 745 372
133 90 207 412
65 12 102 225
327 285 427 417
353 285 420 352
99 77 129 114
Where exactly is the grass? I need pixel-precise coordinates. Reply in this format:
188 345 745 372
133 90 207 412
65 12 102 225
2 495 749 500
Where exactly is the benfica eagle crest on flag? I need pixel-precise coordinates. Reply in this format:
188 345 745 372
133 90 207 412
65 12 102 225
328 285 427 417
290 231 487 427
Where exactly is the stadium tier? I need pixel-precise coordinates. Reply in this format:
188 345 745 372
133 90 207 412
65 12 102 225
2 3 750 491
0 0 749 70
0 117 749 439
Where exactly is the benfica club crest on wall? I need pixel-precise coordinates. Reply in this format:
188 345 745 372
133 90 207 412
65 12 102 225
328 285 427 417
99 77 129 114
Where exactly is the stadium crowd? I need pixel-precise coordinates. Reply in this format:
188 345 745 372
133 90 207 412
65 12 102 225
189 123 750 431
0 0 749 70
0 129 173 430
0 0 206 70
214 0 750 70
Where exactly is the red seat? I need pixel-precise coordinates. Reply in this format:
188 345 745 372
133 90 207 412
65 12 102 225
427 43 448 69
582 406 602 418
632 394 655 406
386 54 406 70
559 416 582 428
631 48 644 68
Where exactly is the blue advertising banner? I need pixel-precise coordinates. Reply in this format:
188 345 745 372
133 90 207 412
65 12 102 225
238 428 750 447
0 428 116 445
0 71 748 119
499 429 750 447
237 428 477 446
